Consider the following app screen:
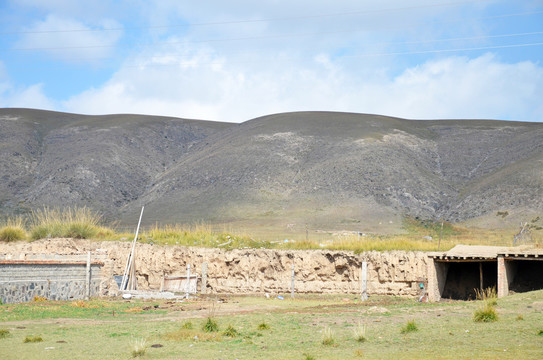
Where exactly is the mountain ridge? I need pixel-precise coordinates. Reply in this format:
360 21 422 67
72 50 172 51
1 108 541 233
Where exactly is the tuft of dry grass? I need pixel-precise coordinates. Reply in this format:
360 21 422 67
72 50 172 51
474 287 499 322
23 335 43 343
321 327 335 346
0 216 27 242
29 207 114 240
70 300 98 309
130 337 147 358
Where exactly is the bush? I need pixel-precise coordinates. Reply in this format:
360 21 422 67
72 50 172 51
0 329 11 339
401 320 418 334
257 322 270 330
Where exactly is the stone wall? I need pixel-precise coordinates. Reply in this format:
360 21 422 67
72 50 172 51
0 239 429 298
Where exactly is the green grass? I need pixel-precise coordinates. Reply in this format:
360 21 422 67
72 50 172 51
222 325 239 337
0 292 543 359
202 317 219 333
400 320 418 334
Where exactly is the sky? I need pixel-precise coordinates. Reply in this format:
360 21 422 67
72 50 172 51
0 0 542 123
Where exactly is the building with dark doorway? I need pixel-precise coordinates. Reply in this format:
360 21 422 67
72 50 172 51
427 245 543 301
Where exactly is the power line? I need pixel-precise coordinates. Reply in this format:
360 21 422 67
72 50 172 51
114 41 543 68
0 0 494 35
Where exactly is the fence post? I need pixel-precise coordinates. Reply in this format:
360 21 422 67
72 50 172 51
85 251 91 300
361 261 368 301
291 263 295 298
186 264 191 299
201 262 208 295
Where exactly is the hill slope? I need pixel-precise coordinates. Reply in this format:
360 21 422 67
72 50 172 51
1 109 541 232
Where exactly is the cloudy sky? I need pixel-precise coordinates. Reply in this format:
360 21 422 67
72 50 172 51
0 0 542 122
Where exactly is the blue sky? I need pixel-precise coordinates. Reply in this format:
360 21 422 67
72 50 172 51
0 0 542 122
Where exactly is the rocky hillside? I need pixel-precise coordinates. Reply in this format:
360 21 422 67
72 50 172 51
1 108 542 232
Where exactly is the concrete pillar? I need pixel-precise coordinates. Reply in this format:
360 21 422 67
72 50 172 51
427 257 440 302
497 256 508 298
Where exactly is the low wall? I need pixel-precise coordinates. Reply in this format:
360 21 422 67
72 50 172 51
0 261 103 304
0 239 429 298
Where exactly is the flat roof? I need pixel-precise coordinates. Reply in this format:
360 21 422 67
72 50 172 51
428 245 543 261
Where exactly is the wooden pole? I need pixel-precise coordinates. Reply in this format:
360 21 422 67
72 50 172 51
85 251 91 300
479 262 484 292
201 262 208 295
120 206 144 291
361 261 368 301
186 264 191 299
291 264 295 298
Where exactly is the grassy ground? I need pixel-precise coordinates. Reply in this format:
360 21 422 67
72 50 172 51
1 291 542 359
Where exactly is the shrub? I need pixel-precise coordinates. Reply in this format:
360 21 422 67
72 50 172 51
538 330 543 336
257 322 270 330
401 320 418 334
202 317 219 333
0 329 11 339
23 335 43 343
321 327 335 346
33 296 47 302
222 325 239 337
303 354 316 360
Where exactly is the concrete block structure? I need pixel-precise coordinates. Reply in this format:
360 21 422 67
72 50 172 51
0 253 106 304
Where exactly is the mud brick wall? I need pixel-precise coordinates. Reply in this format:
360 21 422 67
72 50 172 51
1 239 429 298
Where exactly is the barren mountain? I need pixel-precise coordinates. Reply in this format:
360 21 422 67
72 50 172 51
1 108 541 233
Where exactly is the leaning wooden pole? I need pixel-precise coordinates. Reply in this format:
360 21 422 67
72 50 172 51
120 206 145 291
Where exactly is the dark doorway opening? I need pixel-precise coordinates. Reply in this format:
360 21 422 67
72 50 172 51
441 261 497 300
509 260 543 293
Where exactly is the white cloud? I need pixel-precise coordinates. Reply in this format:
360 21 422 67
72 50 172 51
15 14 123 62
62 44 543 122
0 83 55 110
